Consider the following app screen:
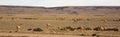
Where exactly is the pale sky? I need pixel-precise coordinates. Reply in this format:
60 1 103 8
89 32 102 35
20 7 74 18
0 0 120 7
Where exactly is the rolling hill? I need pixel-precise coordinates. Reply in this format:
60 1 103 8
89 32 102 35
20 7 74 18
0 5 120 15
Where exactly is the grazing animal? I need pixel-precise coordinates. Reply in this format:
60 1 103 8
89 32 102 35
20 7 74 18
94 26 119 31
94 26 107 31
72 18 81 22
16 24 22 32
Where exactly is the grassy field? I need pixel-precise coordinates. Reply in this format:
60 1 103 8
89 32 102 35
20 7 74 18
0 14 120 37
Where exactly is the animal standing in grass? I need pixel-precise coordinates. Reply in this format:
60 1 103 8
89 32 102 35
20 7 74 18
16 24 22 32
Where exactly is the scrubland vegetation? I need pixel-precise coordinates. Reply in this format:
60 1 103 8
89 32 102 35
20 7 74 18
0 14 120 37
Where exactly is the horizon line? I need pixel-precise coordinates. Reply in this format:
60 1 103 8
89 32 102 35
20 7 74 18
0 5 120 8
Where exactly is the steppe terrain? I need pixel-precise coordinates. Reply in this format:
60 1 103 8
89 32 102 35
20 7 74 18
0 6 120 37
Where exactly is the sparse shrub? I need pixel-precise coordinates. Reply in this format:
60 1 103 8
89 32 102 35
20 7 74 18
23 18 38 20
80 34 87 36
92 34 97 36
85 27 92 30
60 26 75 31
94 27 100 31
0 17 3 19
96 35 100 37
27 28 32 31
105 28 119 31
11 17 15 20
9 31 12 33
76 26 86 30
23 18 32 19
33 28 43 32
94 26 119 31
76 27 82 29
94 26 105 31
118 19 120 21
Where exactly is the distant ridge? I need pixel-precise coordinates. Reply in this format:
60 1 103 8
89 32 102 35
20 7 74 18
0 5 120 8
0 5 120 14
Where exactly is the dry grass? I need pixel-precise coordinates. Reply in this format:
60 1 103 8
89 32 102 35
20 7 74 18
0 14 120 36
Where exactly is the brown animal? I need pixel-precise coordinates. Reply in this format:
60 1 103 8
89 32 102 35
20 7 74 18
72 18 81 22
94 26 119 31
94 26 107 31
16 24 22 32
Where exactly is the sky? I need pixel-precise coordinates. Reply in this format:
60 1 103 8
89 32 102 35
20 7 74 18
0 0 120 7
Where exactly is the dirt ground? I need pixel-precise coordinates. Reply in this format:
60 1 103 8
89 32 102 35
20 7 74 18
0 33 93 37
0 14 120 37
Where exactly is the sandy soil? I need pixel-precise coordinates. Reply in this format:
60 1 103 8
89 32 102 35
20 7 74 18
0 33 92 37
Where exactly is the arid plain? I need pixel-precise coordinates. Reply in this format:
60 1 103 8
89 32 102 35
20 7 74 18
0 6 120 37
